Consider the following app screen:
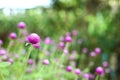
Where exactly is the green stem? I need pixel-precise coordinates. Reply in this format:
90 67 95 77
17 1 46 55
19 46 32 80
95 75 100 80
0 71 4 80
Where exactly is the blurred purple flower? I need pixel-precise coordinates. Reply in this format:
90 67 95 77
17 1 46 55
9 32 17 39
17 22 26 29
27 33 40 44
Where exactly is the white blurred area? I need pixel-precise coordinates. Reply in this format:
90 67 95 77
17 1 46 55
0 0 51 15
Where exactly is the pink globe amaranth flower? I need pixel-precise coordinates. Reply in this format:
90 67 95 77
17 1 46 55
72 30 78 36
89 74 95 79
66 66 72 72
94 47 101 54
8 58 14 64
0 49 7 56
28 59 34 65
43 59 49 65
33 43 40 49
14 54 19 59
82 48 88 54
63 49 69 55
105 68 110 73
59 42 65 49
90 51 96 57
83 73 89 79
9 32 17 39
59 36 64 41
65 32 71 36
75 69 81 75
0 40 3 45
96 67 104 75
102 61 109 67
26 68 32 73
65 35 72 42
27 33 40 44
69 55 75 60
77 39 83 44
22 30 28 36
44 37 51 45
17 22 26 29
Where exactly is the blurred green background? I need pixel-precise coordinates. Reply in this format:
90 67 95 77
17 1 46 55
0 0 120 79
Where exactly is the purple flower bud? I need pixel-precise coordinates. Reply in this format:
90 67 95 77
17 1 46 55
72 30 78 36
66 66 72 72
63 49 69 55
8 58 14 64
102 61 109 67
17 22 26 29
69 55 75 61
28 59 34 65
75 69 81 75
82 48 88 54
94 47 101 54
90 51 96 57
59 42 65 49
105 68 110 73
22 30 28 36
65 32 71 36
27 33 40 44
0 40 3 45
44 37 51 45
77 39 83 44
89 74 95 79
96 67 104 75
0 49 7 56
33 43 40 49
83 73 89 79
26 68 32 73
65 36 72 42
43 59 49 65
9 32 17 39
59 36 64 41
15 54 19 59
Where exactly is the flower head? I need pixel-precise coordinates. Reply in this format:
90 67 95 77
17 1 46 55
96 66 104 75
17 22 26 29
75 69 81 75
27 33 40 44
65 36 72 42
9 32 17 39
66 66 72 72
43 59 49 65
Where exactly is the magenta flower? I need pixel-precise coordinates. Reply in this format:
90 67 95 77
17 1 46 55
75 69 81 75
27 33 40 44
63 49 69 55
102 61 109 67
82 48 88 54
33 43 40 49
94 47 101 54
43 59 49 65
83 73 89 79
90 51 96 57
0 40 3 45
17 22 26 29
8 58 14 64
44 37 51 45
65 35 72 42
96 66 104 75
9 32 17 39
59 42 65 49
72 30 78 36
66 66 72 72
0 49 6 56
28 59 34 65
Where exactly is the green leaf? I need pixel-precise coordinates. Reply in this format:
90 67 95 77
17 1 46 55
0 62 11 68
